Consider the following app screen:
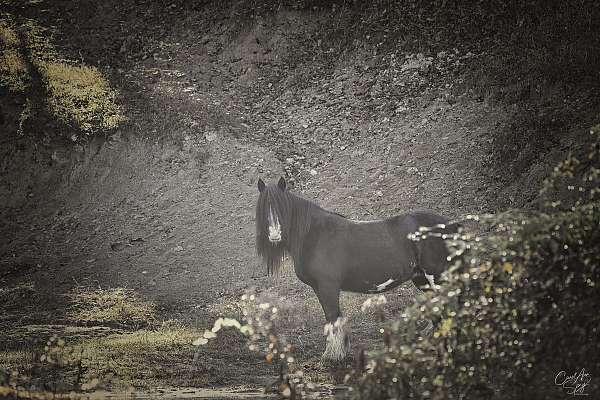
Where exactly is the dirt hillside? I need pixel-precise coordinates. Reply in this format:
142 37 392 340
1 0 599 394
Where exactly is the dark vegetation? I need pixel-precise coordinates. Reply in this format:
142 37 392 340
351 127 600 399
1 0 599 398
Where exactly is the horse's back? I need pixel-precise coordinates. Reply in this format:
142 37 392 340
401 209 451 225
391 210 458 232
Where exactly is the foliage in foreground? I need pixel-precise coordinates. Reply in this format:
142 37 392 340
0 15 124 139
194 291 314 398
0 323 200 398
350 127 600 399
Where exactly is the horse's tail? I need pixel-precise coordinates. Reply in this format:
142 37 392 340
409 212 462 281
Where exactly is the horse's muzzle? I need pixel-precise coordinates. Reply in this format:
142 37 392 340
268 235 282 244
268 225 282 243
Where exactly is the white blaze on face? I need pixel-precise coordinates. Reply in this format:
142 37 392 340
267 205 282 243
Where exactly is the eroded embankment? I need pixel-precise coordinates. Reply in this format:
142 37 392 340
1 0 599 393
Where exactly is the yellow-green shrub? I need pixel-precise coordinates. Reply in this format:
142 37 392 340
41 62 125 135
0 20 19 47
0 47 28 91
0 21 29 92
1 15 125 138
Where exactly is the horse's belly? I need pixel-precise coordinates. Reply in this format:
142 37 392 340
341 249 414 293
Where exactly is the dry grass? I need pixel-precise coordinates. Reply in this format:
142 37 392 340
0 20 29 92
41 61 126 134
81 323 197 353
68 287 156 328
0 323 206 391
0 21 20 47
73 321 261 388
70 323 200 387
1 283 262 390
0 350 34 369
0 281 35 298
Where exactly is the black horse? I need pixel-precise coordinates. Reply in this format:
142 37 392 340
255 177 458 361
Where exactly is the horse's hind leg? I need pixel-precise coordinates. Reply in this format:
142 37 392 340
411 267 438 336
423 270 438 291
314 282 349 362
412 267 438 292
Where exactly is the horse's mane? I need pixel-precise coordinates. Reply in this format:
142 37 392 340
256 185 317 275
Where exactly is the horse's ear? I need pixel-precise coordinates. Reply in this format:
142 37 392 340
278 177 286 191
258 178 265 193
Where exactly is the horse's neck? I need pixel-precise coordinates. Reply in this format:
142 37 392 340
289 194 343 226
288 194 311 229
286 194 321 255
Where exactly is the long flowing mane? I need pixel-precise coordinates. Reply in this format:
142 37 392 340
256 185 315 275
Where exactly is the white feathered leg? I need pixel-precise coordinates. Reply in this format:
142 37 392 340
424 270 437 291
322 317 349 362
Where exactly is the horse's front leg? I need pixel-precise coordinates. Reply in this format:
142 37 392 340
314 282 349 362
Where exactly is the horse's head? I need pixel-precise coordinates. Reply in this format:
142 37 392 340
255 176 313 275
256 177 288 245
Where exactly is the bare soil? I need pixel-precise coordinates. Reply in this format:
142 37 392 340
1 0 599 397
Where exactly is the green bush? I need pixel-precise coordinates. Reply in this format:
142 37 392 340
350 126 600 399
